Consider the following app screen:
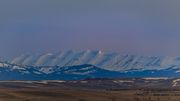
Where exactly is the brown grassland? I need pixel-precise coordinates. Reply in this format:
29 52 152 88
0 87 180 101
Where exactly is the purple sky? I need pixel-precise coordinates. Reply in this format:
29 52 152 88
1 0 180 59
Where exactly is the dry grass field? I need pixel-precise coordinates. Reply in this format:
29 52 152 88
0 87 180 101
0 88 135 101
0 79 179 101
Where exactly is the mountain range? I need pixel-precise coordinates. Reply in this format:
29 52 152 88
0 62 180 80
11 50 180 71
0 50 179 80
0 62 122 80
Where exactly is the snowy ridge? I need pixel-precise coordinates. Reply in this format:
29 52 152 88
11 50 180 71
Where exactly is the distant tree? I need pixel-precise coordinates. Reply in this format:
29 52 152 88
134 96 140 101
78 99 86 101
110 96 117 101
22 99 30 101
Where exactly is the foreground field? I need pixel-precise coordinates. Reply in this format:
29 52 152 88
0 78 180 101
0 88 133 101
1 87 180 101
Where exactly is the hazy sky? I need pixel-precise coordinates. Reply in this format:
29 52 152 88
1 0 180 59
